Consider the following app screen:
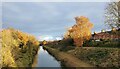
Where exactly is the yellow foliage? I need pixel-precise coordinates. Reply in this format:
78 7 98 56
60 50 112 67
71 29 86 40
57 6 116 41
43 40 47 45
65 16 93 47
1 28 39 67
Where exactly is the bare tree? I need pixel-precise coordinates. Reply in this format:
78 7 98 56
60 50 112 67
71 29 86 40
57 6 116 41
105 1 120 29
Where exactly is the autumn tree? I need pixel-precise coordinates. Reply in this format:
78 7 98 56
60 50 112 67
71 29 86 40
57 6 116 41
64 28 72 39
65 16 93 47
105 1 120 29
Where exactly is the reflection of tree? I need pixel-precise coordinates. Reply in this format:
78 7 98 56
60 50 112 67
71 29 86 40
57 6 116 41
32 54 39 67
105 1 120 29
65 16 93 47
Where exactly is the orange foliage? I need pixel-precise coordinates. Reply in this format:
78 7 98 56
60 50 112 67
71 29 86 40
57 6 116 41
67 16 93 47
17 31 29 45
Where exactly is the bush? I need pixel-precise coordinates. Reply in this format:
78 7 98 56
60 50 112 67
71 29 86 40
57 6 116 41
1 29 39 67
83 39 119 48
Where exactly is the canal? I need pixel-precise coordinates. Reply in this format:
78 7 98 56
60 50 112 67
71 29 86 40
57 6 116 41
32 46 61 67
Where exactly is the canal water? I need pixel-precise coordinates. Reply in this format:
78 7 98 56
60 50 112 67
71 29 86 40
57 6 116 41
32 46 61 67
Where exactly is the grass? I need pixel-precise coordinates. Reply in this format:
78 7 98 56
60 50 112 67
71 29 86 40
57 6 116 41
68 47 119 67
44 46 94 67
45 37 120 67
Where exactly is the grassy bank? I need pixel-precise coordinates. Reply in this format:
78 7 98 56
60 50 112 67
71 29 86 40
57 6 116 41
0 28 39 67
44 39 120 67
43 46 94 67
68 47 119 67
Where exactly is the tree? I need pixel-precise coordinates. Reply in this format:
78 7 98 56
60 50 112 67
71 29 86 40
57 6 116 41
105 1 120 29
66 16 93 47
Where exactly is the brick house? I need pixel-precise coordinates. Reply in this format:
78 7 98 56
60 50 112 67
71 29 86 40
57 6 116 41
92 32 120 40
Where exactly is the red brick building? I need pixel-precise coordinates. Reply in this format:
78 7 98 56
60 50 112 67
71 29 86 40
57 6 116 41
92 32 120 40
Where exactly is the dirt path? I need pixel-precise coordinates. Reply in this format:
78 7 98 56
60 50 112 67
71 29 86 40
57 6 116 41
44 46 94 67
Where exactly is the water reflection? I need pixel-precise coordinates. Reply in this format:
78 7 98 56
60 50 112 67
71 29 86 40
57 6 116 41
32 46 61 67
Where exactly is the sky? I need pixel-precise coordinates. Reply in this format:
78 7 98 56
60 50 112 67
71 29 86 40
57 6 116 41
1 0 117 2
2 2 107 41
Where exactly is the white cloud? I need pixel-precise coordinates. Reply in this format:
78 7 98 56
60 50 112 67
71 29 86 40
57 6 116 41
38 35 54 41
56 37 62 40
38 35 62 41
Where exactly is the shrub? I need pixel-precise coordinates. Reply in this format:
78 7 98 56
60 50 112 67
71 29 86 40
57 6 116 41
1 29 39 67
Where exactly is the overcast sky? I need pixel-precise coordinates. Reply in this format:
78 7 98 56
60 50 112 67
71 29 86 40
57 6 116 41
2 2 107 40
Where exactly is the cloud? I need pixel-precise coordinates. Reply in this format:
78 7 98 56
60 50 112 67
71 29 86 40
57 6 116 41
38 35 62 41
2 2 106 38
56 37 62 40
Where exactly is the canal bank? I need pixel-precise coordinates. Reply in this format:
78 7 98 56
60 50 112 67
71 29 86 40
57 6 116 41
43 46 94 67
